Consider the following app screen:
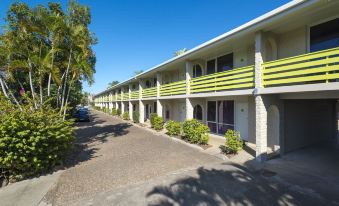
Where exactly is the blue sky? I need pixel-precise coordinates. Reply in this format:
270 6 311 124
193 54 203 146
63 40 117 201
0 0 290 94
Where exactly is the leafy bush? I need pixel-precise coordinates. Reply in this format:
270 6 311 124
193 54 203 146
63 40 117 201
0 98 74 180
111 108 117 116
182 119 209 144
150 113 158 128
117 108 121 116
165 120 181 136
122 112 129 120
153 116 164 131
133 111 140 123
222 129 243 154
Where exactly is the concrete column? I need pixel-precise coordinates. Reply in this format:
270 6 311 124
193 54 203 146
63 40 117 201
255 31 268 162
156 72 162 98
185 61 193 95
156 72 163 118
185 98 193 120
157 100 163 117
139 80 144 123
139 100 144 123
129 101 133 120
121 101 125 115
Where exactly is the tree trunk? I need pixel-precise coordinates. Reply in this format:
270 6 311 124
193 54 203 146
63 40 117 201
63 81 72 120
28 69 37 109
3 78 22 111
47 73 52 97
0 76 9 98
60 49 72 113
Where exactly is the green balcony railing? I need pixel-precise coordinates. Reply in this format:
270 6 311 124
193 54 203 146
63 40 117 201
190 65 255 93
160 80 186 96
262 47 339 87
142 87 157 98
116 95 121 101
130 90 139 99
123 93 129 100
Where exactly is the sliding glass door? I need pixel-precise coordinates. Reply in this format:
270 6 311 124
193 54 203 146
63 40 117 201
207 100 234 135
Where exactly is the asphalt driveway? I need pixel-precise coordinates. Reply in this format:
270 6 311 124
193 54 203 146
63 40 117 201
44 110 338 206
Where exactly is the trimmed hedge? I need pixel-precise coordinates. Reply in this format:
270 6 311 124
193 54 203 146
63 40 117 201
133 111 140 123
153 116 164 131
150 113 157 128
165 120 181 136
122 111 129 120
223 129 243 154
111 108 117 116
182 119 209 144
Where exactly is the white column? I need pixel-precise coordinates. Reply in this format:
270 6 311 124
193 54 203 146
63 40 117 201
185 61 193 120
121 101 125 115
129 85 133 120
129 101 133 120
185 98 193 120
156 72 163 117
255 31 267 162
139 80 145 123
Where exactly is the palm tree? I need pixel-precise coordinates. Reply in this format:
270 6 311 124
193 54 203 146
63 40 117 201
108 80 119 88
174 48 188 57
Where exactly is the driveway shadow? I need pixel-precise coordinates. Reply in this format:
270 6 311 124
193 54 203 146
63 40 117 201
64 111 131 168
146 161 328 206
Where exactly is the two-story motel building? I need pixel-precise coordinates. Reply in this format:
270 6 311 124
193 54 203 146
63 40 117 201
94 0 339 161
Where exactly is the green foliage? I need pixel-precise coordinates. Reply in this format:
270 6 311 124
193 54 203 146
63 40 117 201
182 119 209 144
133 111 139 123
122 112 129 120
150 113 158 128
153 116 164 131
0 96 74 179
223 130 243 154
165 120 181 136
116 108 121 116
111 108 117 116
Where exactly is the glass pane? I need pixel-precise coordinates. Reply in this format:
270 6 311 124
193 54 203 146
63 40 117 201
217 53 233 72
194 105 203 120
218 100 234 125
207 59 215 74
208 122 217 134
310 18 339 52
207 101 216 121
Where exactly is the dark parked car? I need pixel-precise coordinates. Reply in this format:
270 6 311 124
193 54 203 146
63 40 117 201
74 108 90 122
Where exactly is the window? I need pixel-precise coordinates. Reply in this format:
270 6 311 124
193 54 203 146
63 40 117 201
207 59 216 75
310 18 339 52
193 64 203 78
145 80 151 88
132 84 136 90
207 100 234 135
153 102 157 113
193 104 203 120
217 53 233 72
207 101 217 133
217 100 234 134
153 78 157 86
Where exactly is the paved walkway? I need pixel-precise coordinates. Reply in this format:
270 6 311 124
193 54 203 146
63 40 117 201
44 110 223 205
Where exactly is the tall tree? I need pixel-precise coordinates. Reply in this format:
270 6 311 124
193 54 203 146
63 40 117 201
174 48 188 57
107 80 119 88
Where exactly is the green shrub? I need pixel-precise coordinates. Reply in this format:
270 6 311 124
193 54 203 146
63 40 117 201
165 120 181 136
117 108 121 116
182 119 209 144
150 113 158 128
111 108 117 116
123 112 129 120
133 111 140 123
222 129 243 154
153 116 164 131
0 98 74 179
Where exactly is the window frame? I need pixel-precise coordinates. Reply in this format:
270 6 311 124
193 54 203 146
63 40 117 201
205 51 234 74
